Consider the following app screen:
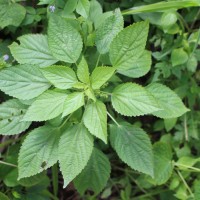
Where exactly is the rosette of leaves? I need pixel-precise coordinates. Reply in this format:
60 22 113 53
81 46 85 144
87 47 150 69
0 8 189 195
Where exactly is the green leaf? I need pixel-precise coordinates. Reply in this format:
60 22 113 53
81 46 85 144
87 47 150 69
164 118 177 132
42 65 78 89
0 99 31 135
95 9 123 54
83 101 107 143
171 48 188 67
18 125 61 179
146 83 189 118
64 0 78 14
91 67 115 89
62 92 85 117
59 123 93 187
0 0 26 28
194 180 200 200
23 90 67 121
0 192 10 200
109 21 149 69
153 142 173 185
76 0 90 18
117 50 151 78
9 34 58 68
77 56 90 84
0 65 51 100
111 83 160 117
74 148 111 195
110 123 154 177
48 15 82 63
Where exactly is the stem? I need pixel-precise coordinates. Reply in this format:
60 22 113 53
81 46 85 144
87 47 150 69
134 189 169 199
0 161 17 167
175 163 200 172
0 137 21 148
52 164 58 197
107 111 120 127
59 114 72 129
176 169 194 197
184 114 189 141
95 54 101 68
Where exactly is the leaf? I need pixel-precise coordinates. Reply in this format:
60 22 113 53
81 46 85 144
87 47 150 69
0 0 26 28
42 65 78 89
117 50 151 78
9 34 58 68
110 123 154 177
95 9 123 54
0 65 51 100
91 67 115 89
74 148 111 195
64 0 78 13
109 21 149 69
62 92 85 117
0 192 10 200
18 125 61 179
23 90 67 121
48 15 82 63
194 180 200 200
153 142 173 185
171 48 188 67
59 123 94 187
83 101 107 143
77 56 90 84
0 99 31 135
111 83 160 117
146 83 189 118
76 0 90 18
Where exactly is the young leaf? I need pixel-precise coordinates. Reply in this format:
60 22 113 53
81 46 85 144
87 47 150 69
18 126 61 179
146 83 189 118
74 148 111 195
109 21 149 69
23 90 67 121
76 0 90 18
111 83 160 116
0 65 51 100
77 56 90 84
110 123 154 177
59 124 93 187
62 92 85 117
42 65 78 89
83 101 107 143
95 9 124 54
0 99 31 135
64 0 78 14
117 50 151 78
91 67 115 89
171 48 188 67
48 15 82 63
9 34 58 67
153 142 173 185
0 0 26 28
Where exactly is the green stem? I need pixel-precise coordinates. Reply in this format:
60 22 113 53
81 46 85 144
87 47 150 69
175 163 200 172
134 189 169 199
0 138 21 148
0 161 17 167
59 114 72 129
107 111 120 127
52 164 58 197
95 54 101 68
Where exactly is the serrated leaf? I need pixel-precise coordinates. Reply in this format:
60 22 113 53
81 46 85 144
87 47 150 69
77 56 90 84
0 99 31 135
109 21 149 69
0 0 26 28
95 8 123 54
42 65 78 89
23 90 67 121
91 67 115 89
111 83 160 117
146 83 189 118
76 0 90 18
110 123 154 177
59 123 93 187
83 101 107 143
0 65 51 100
74 148 111 195
48 15 82 63
0 192 10 200
18 126 61 179
153 142 173 185
62 92 84 117
117 50 151 78
9 34 58 68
